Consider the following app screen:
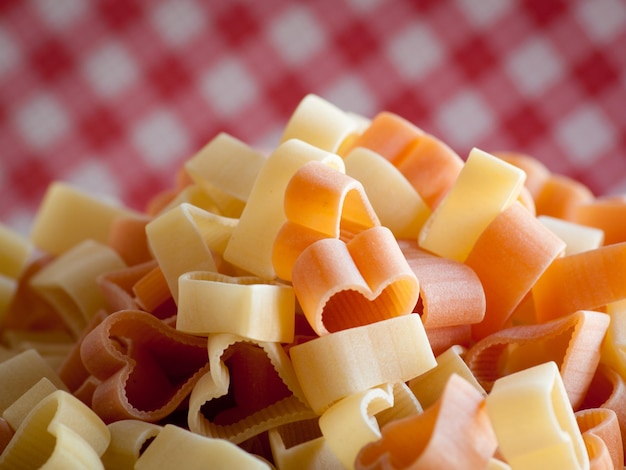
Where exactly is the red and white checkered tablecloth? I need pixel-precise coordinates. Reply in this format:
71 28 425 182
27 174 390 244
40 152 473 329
1 0 625 234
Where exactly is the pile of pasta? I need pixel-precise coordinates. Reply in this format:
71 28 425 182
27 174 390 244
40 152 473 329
1 94 626 469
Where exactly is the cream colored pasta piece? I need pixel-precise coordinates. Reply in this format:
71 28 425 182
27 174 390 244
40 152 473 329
487 458 512 470
319 384 395 469
0 349 67 414
343 147 431 239
280 94 361 153
188 333 315 443
145 202 238 302
29 239 126 336
184 132 266 218
135 424 270 470
290 314 436 414
100 420 162 470
223 139 344 280
537 215 604 255
272 160 380 282
291 226 419 336
176 271 295 343
0 276 17 322
485 361 589 470
0 390 110 469
2 377 58 431
268 419 343 470
29 182 138 256
154 183 221 217
408 345 485 409
0 224 32 280
418 147 526 262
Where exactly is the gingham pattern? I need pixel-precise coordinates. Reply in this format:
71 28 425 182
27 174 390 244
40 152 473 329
1 0 625 234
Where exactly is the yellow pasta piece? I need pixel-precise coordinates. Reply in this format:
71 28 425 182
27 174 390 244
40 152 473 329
145 202 238 302
184 132 266 218
176 271 295 343
418 147 526 262
29 240 126 336
188 334 314 443
100 420 162 470
408 345 485 409
0 390 110 469
290 314 436 414
223 139 344 280
0 223 32 280
537 215 604 255
29 182 138 256
135 424 270 470
343 147 432 239
319 384 394 469
487 458 513 470
485 361 589 470
156 183 221 215
268 419 343 470
280 94 361 153
0 349 67 414
0 276 17 322
2 377 58 431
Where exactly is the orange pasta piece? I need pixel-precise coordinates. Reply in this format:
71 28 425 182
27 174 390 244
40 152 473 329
575 408 623 470
573 197 626 246
532 242 626 323
272 160 380 282
393 132 463 209
399 240 485 329
0 416 12 454
97 261 158 313
339 111 424 161
107 213 153 266
534 174 595 221
424 324 472 356
131 264 174 318
291 226 419 335
579 364 626 463
80 309 211 423
354 374 497 470
464 201 566 340
465 310 609 409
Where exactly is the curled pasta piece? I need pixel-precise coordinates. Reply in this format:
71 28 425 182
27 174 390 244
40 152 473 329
535 174 595 221
492 151 551 200
465 310 609 409
188 334 314 444
146 202 238 302
292 226 419 336
576 408 623 470
80 309 211 423
355 374 497 470
135 424 270 470
343 147 431 239
419 148 526 262
184 132 266 218
100 420 162 470
538 215 604 255
0 417 12 455
0 223 32 282
0 349 67 414
224 139 344 280
0 390 110 469
409 345 485 410
272 160 380 281
573 197 626 246
280 94 362 153
176 271 295 343
424 324 472 356
485 361 589 470
97 260 158 313
2 377 58 431
290 314 435 414
132 264 174 316
464 201 566 340
29 240 126 336
399 240 485 329
532 242 626 323
30 181 138 256
268 418 343 470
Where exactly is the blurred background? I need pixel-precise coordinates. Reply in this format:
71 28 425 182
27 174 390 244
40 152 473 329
1 0 625 234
